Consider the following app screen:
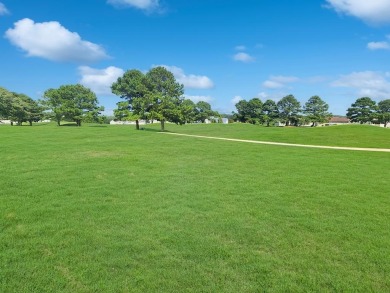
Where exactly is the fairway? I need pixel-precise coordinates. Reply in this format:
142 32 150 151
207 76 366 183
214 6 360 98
1 124 389 292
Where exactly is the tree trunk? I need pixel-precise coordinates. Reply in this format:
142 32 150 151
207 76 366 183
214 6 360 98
267 121 270 127
135 119 140 130
57 119 61 126
11 121 13 126
29 120 32 126
160 119 165 131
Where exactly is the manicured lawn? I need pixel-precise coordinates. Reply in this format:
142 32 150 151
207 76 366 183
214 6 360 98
1 123 389 292
157 123 390 149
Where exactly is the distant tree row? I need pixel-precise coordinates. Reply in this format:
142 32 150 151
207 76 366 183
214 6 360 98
346 97 390 126
0 87 43 125
0 85 105 126
111 66 219 131
233 95 331 126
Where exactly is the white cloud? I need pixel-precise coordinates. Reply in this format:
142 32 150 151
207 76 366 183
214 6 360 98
231 96 243 105
159 65 214 89
331 71 390 98
107 0 159 10
185 95 213 103
262 75 300 89
367 41 390 50
0 2 9 15
235 45 246 51
5 18 108 62
257 92 267 99
326 0 390 24
79 66 125 95
233 52 255 63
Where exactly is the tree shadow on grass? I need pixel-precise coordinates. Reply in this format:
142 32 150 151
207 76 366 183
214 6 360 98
141 127 171 133
89 125 108 128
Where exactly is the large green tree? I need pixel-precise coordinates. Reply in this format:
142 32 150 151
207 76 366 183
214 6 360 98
346 97 377 124
234 98 263 124
146 66 184 131
0 87 14 120
304 95 332 126
277 94 301 126
377 99 390 127
111 69 149 130
0 87 42 126
43 84 103 126
262 99 279 127
195 101 218 123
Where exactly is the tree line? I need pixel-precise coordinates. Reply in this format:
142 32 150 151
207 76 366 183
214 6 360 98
1 67 390 128
233 95 390 127
233 95 331 126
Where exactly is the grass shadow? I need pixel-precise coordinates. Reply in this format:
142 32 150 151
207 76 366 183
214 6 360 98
141 127 171 133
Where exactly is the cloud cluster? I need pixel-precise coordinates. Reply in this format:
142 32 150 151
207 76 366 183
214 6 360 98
160 65 214 89
78 66 125 95
5 18 108 62
107 0 159 11
326 0 390 24
262 75 300 89
332 71 390 98
0 2 9 15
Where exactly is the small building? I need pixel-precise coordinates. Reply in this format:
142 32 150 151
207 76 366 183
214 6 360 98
325 116 350 126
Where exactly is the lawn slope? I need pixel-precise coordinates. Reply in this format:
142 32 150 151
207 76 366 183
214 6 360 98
1 124 389 292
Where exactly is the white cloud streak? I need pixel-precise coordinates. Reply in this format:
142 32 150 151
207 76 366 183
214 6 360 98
5 18 108 62
231 96 243 105
326 0 390 24
233 52 255 63
367 41 390 50
331 71 390 98
262 75 300 89
79 66 125 95
159 65 214 89
107 0 159 10
0 2 9 15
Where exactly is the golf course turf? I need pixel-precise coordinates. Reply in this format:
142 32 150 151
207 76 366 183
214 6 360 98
1 123 389 292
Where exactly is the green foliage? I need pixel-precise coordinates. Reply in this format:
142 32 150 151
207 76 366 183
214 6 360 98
277 94 301 126
0 87 43 125
234 98 263 124
346 97 377 124
111 69 149 129
378 99 390 126
304 95 332 126
262 99 279 126
42 84 103 126
146 66 185 130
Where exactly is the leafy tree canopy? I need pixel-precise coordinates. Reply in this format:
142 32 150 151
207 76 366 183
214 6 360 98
43 84 103 126
346 97 377 124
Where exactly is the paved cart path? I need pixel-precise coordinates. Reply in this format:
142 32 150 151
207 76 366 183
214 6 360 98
159 132 390 153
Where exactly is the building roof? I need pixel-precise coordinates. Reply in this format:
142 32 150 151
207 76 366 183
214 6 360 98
328 116 350 123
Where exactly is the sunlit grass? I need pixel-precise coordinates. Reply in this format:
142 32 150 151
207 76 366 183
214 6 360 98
1 123 389 292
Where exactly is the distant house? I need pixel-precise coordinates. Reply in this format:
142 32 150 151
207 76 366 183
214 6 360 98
326 116 350 125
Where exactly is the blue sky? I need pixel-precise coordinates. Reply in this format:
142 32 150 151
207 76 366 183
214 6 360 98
1 0 390 116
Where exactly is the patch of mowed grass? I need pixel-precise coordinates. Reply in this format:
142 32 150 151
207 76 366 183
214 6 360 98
1 123 389 292
156 123 390 149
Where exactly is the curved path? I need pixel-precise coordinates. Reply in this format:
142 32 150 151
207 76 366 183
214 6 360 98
160 132 390 153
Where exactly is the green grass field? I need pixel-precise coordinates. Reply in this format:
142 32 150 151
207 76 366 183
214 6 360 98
1 123 389 292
